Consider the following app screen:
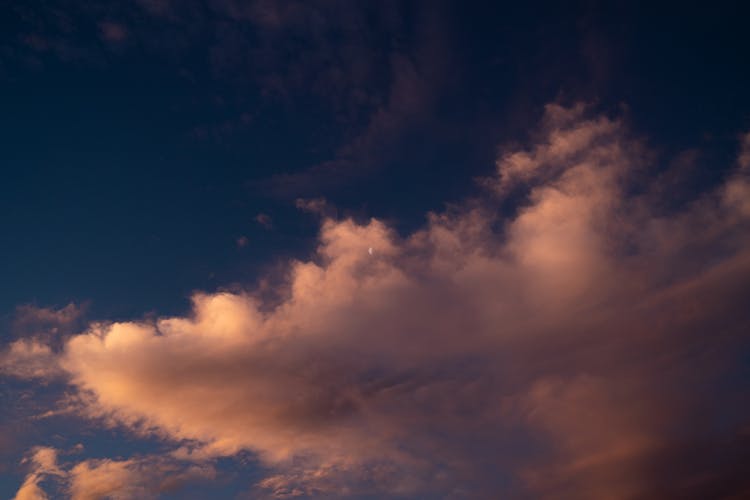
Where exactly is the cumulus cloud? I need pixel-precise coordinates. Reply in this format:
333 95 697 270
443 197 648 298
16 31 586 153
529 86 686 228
4 104 750 498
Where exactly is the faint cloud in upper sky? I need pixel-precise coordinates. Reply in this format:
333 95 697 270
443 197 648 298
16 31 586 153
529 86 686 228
254 213 273 229
13 303 84 337
295 197 329 216
98 22 128 43
236 235 249 248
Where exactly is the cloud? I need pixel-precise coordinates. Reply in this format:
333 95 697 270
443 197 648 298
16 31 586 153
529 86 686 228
738 131 750 170
68 456 215 500
5 1 442 178
250 2 452 196
13 478 48 500
12 447 64 500
264 52 436 196
491 103 624 196
4 104 750 498
295 197 329 216
255 213 273 229
724 132 750 218
98 22 128 43
11 447 216 500
0 339 63 380
13 303 83 335
1 303 84 378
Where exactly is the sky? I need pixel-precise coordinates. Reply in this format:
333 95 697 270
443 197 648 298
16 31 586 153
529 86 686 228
1 1 750 499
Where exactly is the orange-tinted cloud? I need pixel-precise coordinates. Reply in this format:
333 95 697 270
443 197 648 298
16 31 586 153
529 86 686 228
12 447 64 500
0 339 62 379
4 104 750 498
11 447 216 500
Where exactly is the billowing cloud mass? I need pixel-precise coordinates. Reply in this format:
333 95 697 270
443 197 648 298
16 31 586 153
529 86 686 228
4 104 750 498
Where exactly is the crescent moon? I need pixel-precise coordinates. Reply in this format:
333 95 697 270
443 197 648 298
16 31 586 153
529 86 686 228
368 247 373 255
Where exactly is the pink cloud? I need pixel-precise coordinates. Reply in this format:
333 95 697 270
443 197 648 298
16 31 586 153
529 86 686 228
98 21 128 43
12 447 64 500
4 104 750 498
10 444 215 500
0 339 62 380
13 303 83 333
255 213 273 229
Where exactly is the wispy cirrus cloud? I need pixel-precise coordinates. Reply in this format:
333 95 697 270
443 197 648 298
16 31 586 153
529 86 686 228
4 103 750 498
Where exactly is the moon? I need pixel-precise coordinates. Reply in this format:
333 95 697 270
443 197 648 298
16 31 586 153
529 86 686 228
368 247 373 255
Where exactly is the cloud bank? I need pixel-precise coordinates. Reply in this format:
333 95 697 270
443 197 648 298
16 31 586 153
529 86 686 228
4 104 750 498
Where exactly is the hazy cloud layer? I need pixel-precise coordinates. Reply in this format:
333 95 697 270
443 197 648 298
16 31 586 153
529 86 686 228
4 104 750 498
